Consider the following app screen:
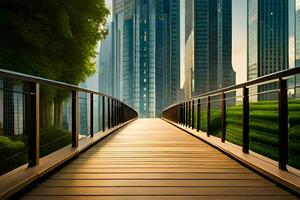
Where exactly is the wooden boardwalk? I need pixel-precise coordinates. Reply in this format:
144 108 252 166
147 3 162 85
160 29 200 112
22 119 297 199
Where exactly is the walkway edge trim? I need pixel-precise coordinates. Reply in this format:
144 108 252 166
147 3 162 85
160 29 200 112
162 118 300 195
0 118 137 200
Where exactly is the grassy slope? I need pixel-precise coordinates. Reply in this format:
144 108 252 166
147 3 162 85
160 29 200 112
194 100 300 170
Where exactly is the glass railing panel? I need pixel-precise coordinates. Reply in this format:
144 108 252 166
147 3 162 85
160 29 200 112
39 85 72 157
79 92 91 139
210 94 222 138
0 78 29 175
199 98 207 132
248 83 279 161
93 94 102 134
287 76 300 170
225 90 243 146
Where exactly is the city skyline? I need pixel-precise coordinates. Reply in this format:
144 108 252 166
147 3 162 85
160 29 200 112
103 0 296 87
93 0 298 117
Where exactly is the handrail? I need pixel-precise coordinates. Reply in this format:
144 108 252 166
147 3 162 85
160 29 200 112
163 66 300 111
162 67 300 172
0 68 138 174
0 68 136 112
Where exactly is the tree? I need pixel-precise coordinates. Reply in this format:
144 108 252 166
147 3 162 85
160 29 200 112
0 0 109 130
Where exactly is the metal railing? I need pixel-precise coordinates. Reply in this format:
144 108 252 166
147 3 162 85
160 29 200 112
0 69 138 174
162 67 300 171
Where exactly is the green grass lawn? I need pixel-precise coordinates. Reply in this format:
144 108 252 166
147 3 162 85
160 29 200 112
0 127 71 176
194 100 300 170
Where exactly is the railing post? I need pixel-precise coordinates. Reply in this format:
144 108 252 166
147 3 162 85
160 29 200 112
28 82 40 167
207 96 210 137
184 102 188 126
243 87 249 154
197 99 201 132
192 100 195 129
121 104 125 124
221 92 226 143
116 101 118 125
112 99 114 127
108 98 111 129
188 101 191 127
102 96 105 132
72 90 79 148
180 104 183 124
278 78 288 170
90 93 94 137
114 100 116 126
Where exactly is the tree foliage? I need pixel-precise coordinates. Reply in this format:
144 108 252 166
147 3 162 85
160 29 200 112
0 0 109 84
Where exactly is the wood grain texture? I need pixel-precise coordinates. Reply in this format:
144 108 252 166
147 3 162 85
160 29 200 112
22 119 296 199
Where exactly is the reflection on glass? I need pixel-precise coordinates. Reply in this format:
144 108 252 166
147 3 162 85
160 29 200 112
0 79 29 175
39 86 72 157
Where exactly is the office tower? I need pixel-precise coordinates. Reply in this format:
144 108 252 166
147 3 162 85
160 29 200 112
247 0 289 100
123 0 135 107
112 0 124 99
163 0 181 106
194 0 235 96
111 0 180 117
99 23 113 96
135 0 162 117
184 0 194 98
296 0 300 67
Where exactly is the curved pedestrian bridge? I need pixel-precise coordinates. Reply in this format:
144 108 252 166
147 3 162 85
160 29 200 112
21 119 297 199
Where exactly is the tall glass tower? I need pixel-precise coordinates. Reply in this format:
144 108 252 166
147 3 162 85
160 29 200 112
194 0 235 96
296 0 300 67
111 0 180 117
247 0 289 100
112 0 124 99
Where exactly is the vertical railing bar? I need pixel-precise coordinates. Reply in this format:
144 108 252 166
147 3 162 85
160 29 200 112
192 100 195 129
188 101 191 127
102 96 105 132
184 102 188 126
112 99 113 127
243 87 249 154
221 92 226 143
90 93 94 137
72 90 79 148
28 82 40 167
207 96 211 137
197 99 201 132
180 104 183 124
108 98 111 129
278 78 288 170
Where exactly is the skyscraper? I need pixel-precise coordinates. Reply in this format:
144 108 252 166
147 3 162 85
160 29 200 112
123 0 135 107
112 0 124 99
247 0 289 100
184 0 194 98
296 0 300 67
163 0 181 106
193 0 235 96
99 23 114 96
111 0 179 117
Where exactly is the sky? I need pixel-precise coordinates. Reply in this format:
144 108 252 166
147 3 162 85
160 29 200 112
104 0 296 86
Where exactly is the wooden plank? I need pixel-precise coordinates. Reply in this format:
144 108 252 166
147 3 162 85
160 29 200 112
41 179 271 187
21 196 298 200
59 168 251 173
25 186 290 196
49 173 263 180
21 119 295 199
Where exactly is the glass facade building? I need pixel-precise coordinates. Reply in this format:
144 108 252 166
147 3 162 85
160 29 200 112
247 0 289 100
247 0 289 78
111 0 180 117
296 0 300 67
193 0 235 96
